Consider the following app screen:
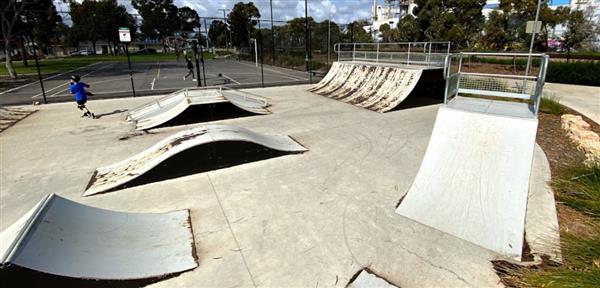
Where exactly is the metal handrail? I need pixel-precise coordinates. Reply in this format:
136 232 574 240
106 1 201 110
334 41 451 67
445 52 550 116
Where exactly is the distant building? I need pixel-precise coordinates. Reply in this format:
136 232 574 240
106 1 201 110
364 0 417 41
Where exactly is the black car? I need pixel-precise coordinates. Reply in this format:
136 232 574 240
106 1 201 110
135 48 157 54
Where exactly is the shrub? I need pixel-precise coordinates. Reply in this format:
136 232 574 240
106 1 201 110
539 94 567 115
546 61 600 86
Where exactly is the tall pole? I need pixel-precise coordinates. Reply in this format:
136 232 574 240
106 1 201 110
204 18 209 52
219 9 229 51
526 0 543 78
305 0 312 84
270 0 275 65
31 38 47 104
259 20 265 87
199 41 207 86
193 41 201 87
327 16 331 66
124 43 136 97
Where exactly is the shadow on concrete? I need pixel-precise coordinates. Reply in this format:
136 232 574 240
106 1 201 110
154 102 259 129
111 141 292 191
95 109 128 119
0 265 180 288
391 69 446 111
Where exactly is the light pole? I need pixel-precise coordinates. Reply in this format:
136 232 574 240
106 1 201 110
305 0 312 83
21 15 46 104
270 0 275 65
327 15 331 66
219 9 229 51
526 0 543 78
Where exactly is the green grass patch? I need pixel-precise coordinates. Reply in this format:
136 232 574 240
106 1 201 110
553 163 600 218
510 161 600 287
522 233 600 288
539 94 567 115
1 52 214 77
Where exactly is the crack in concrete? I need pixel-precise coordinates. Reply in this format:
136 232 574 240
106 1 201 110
207 174 258 287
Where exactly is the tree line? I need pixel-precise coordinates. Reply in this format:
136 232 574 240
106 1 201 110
2 0 599 79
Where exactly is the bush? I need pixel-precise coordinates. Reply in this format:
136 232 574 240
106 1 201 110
539 94 566 115
546 61 600 86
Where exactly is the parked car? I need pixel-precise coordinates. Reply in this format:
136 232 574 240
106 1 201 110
69 50 90 56
135 48 157 55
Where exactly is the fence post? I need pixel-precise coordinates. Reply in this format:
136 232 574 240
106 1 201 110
407 43 411 65
352 43 356 62
376 42 379 63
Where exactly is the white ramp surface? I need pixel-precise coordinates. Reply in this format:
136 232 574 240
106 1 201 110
396 106 538 260
127 88 270 130
83 125 308 196
0 194 197 279
308 62 423 113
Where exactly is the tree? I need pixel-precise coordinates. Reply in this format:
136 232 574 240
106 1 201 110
178 6 200 34
563 7 597 61
209 20 228 47
379 23 394 43
68 0 102 54
413 0 486 47
227 2 260 48
396 15 420 42
132 0 181 51
480 10 510 50
347 20 372 43
1 0 61 78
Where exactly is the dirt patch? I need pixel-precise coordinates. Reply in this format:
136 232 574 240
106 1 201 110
556 204 599 239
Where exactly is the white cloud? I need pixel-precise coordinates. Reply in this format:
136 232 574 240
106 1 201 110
56 0 375 24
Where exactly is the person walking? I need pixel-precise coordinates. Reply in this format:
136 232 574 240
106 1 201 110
183 56 196 81
69 75 96 119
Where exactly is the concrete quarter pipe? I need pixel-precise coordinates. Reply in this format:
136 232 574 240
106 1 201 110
83 125 308 196
396 52 550 260
127 88 271 130
308 62 424 113
396 106 538 259
0 194 197 279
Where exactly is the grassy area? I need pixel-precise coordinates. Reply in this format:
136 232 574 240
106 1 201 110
0 52 214 77
539 94 567 115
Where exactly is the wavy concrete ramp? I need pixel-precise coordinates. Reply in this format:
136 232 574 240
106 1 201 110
0 194 197 279
309 62 423 113
128 88 270 130
396 106 538 260
83 125 307 196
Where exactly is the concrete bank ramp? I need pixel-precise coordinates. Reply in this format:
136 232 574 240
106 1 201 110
127 88 270 130
396 106 538 260
83 125 308 196
0 194 197 280
308 62 423 113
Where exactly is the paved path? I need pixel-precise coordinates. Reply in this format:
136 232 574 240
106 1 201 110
545 82 600 124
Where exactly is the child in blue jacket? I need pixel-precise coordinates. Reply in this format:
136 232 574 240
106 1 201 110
69 75 96 118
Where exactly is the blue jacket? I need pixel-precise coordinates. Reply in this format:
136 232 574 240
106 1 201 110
70 82 89 101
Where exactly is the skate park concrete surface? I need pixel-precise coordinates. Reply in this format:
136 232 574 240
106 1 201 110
0 59 316 106
544 82 600 124
0 84 557 287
